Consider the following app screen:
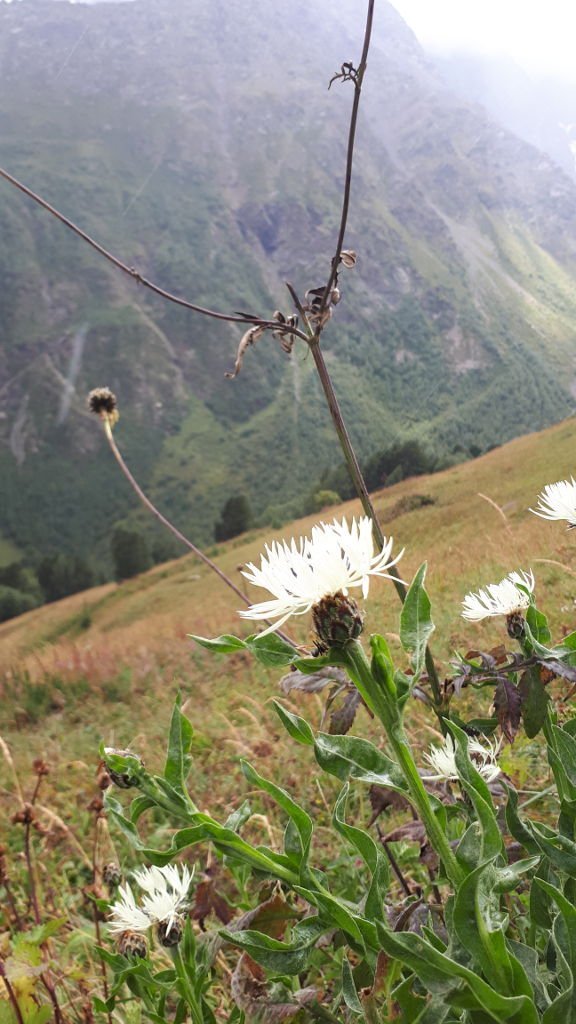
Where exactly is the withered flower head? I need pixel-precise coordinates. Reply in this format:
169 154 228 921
88 387 119 425
340 250 357 269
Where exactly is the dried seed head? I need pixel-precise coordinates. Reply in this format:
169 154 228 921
88 387 119 425
103 862 123 888
312 591 364 649
156 915 184 948
117 930 148 959
340 250 357 268
11 803 35 826
33 758 50 777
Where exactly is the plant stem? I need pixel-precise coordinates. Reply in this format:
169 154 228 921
171 945 204 1024
102 418 296 648
0 965 25 1024
343 640 464 886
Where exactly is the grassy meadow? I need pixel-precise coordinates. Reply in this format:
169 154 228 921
1 414 575 1018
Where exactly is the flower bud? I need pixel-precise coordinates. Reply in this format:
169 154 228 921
103 748 145 789
156 916 184 947
103 862 122 887
506 612 526 640
312 591 364 648
117 930 148 959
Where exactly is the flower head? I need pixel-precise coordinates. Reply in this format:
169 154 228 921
239 516 403 636
108 863 192 939
530 478 576 528
134 863 192 935
423 735 501 784
462 570 535 622
108 882 152 934
88 386 119 426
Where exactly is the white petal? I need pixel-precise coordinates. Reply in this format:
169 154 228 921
238 516 404 634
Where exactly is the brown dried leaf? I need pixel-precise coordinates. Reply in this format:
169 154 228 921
232 886 299 940
191 876 234 928
225 325 266 379
382 820 426 845
493 678 522 744
367 784 410 827
279 666 348 695
329 689 361 735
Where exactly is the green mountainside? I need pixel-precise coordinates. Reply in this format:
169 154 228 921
1 0 575 567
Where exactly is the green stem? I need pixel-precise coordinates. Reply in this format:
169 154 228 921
343 640 464 886
171 945 204 1024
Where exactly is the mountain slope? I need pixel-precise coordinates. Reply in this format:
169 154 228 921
0 0 575 563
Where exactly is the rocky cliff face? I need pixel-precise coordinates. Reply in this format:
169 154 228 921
0 0 574 558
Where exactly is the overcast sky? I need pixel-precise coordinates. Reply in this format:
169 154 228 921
391 0 576 81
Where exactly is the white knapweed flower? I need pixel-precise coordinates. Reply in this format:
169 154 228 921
108 883 152 934
108 863 192 936
530 478 576 528
239 516 404 635
134 863 192 934
423 735 501 784
461 570 535 622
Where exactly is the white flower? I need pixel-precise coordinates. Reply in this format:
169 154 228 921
239 516 404 635
423 735 501 784
108 882 152 934
108 863 192 936
461 570 535 622
530 478 576 528
134 863 192 934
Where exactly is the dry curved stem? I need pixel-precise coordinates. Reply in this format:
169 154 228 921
100 417 297 648
317 0 374 318
0 166 307 342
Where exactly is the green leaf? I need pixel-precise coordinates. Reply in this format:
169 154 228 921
551 726 576 790
29 918 67 944
519 667 549 738
312 732 408 794
221 919 325 975
526 604 551 646
400 562 434 681
224 799 252 833
272 700 315 746
453 861 533 998
163 697 195 798
244 633 296 666
189 633 247 654
376 924 539 1022
447 723 504 866
341 958 364 1014
332 785 390 918
241 760 313 867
